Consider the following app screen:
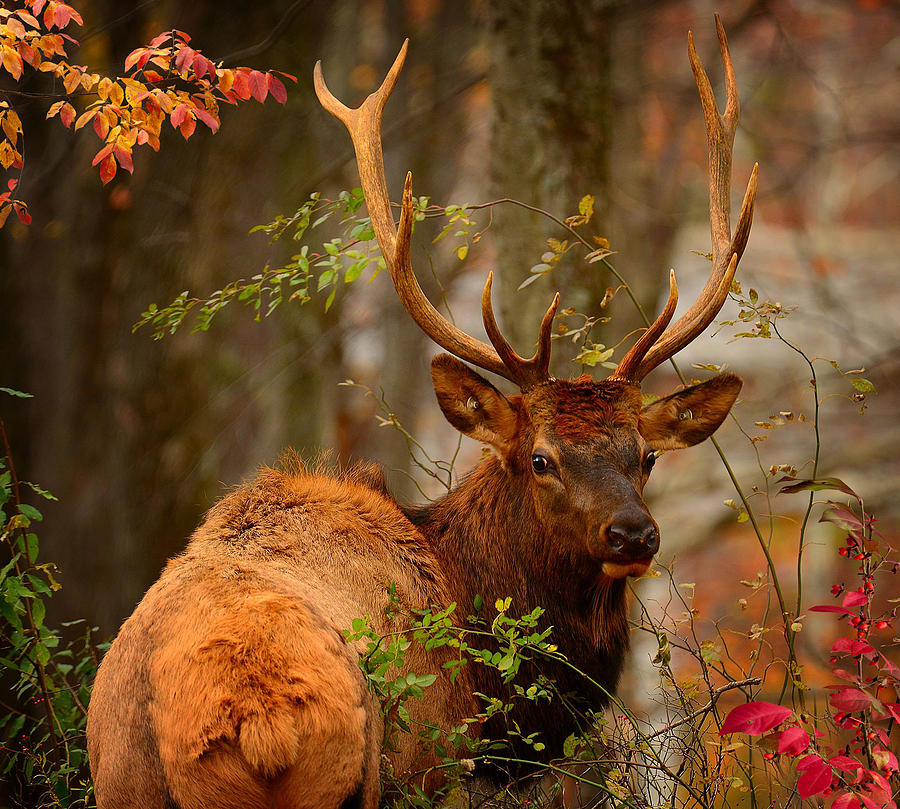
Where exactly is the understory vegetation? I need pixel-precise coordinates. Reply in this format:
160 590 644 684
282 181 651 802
2 187 896 808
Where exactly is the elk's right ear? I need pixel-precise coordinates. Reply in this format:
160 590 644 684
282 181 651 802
431 354 518 454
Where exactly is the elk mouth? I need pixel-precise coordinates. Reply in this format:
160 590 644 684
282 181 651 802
601 558 654 579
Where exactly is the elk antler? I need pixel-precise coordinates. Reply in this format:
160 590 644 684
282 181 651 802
314 42 558 390
613 14 758 383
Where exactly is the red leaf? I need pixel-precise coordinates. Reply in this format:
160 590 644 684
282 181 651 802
267 73 287 104
811 605 852 614
843 591 869 608
850 641 875 657
148 32 170 48
777 726 810 755
99 153 116 185
33 0 47 15
7 178 17 191
232 70 250 100
248 70 268 102
174 46 195 74
884 703 900 722
832 793 863 809
113 145 133 173
720 702 794 736
830 688 871 712
797 757 832 799
13 203 31 225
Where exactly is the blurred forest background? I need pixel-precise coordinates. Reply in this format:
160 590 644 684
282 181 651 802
1 0 898 720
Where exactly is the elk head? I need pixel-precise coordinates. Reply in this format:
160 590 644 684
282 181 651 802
314 15 757 579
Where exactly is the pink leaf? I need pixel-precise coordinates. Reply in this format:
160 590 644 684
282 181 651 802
830 688 871 712
797 757 832 799
830 755 863 772
884 703 900 722
248 70 268 102
831 793 862 809
843 591 869 608
811 605 852 614
267 73 287 104
777 726 810 755
720 702 794 736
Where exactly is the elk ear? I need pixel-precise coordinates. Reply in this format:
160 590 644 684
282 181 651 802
431 354 518 454
639 373 742 450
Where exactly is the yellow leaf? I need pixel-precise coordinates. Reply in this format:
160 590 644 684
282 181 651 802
578 194 594 219
74 109 97 130
97 76 111 102
109 82 124 107
63 67 81 94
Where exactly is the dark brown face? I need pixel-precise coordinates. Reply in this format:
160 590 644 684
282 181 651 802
431 354 743 579
520 378 660 578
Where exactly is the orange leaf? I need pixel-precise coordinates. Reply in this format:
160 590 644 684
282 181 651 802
74 108 96 130
92 143 114 166
248 70 268 102
6 17 27 38
18 42 37 67
178 114 196 139
46 100 66 119
217 69 234 94
124 48 149 73
92 114 108 139
2 47 24 81
60 102 75 128
15 11 41 27
63 67 81 94
99 153 116 185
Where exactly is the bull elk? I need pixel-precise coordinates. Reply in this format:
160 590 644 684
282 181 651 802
87 17 757 809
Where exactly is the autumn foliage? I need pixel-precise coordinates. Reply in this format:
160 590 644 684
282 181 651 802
0 0 294 226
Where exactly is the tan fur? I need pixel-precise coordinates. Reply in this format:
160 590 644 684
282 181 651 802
88 467 466 809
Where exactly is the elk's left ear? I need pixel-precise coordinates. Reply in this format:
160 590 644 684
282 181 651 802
431 354 519 455
639 373 742 450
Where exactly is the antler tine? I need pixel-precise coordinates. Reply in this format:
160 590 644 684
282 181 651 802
316 42 558 389
612 270 678 382
481 272 560 389
624 15 758 382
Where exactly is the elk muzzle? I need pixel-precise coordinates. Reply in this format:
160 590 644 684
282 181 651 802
600 507 659 579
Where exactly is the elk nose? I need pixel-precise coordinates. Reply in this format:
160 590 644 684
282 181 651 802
605 512 660 559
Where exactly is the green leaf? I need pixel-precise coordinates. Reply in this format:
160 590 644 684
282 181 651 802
850 378 875 394
18 504 42 522
0 388 33 398
473 594 483 611
30 598 45 630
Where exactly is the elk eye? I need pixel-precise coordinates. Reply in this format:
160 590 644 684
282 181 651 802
644 451 657 472
531 453 552 474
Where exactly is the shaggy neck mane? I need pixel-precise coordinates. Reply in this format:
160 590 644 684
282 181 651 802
404 454 631 753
